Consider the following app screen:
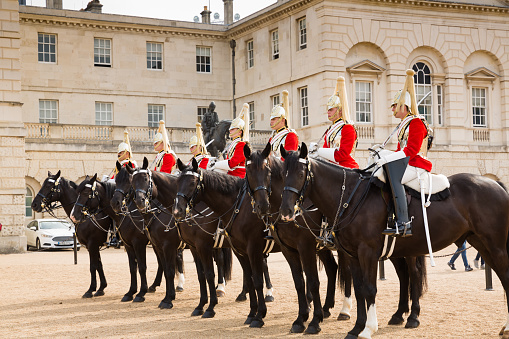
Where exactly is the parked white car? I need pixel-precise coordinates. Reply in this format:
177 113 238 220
26 219 80 251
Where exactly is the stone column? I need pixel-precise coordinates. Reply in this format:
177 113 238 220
223 0 233 25
0 0 27 253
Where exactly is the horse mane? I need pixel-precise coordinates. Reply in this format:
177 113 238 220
314 157 362 174
202 169 244 196
101 181 116 200
116 166 130 184
251 152 284 180
284 151 362 175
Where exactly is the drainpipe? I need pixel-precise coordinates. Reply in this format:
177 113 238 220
230 39 237 117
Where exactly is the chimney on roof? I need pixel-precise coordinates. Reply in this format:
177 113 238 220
46 0 62 9
201 6 211 24
83 0 103 14
223 0 233 25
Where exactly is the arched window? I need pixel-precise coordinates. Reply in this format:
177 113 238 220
412 62 433 124
25 187 33 218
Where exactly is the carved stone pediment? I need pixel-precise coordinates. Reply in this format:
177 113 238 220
465 67 499 89
346 60 386 84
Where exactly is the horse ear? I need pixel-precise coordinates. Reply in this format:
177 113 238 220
126 163 134 174
91 173 98 183
48 170 52 177
243 143 252 159
300 143 308 159
116 161 122 172
280 145 287 159
192 158 199 172
55 170 61 179
143 157 148 169
261 142 271 159
177 158 186 172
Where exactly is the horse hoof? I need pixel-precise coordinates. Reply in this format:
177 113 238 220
337 313 351 321
133 296 145 303
158 301 173 309
249 319 264 328
290 323 305 333
121 295 133 302
305 324 321 335
323 310 331 319
82 292 93 299
388 315 404 325
216 290 226 297
176 286 184 292
244 316 254 325
147 286 157 293
93 290 105 297
264 295 274 302
236 294 247 302
344 334 358 339
405 317 420 329
191 308 204 317
202 310 215 318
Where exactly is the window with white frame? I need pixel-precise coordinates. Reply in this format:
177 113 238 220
355 82 372 123
437 85 443 126
271 30 279 60
25 187 33 217
95 102 113 125
197 107 208 123
472 87 487 127
298 18 307 50
196 46 211 73
39 100 58 123
247 40 254 69
271 94 280 108
38 33 56 63
94 38 111 67
300 87 308 127
147 42 163 70
249 102 255 129
148 104 164 127
412 62 432 124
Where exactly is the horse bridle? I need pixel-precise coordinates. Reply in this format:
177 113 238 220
245 158 272 210
283 157 313 213
74 180 100 217
132 168 154 211
176 169 203 217
36 177 66 218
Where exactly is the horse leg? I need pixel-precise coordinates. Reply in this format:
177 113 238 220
345 258 367 339
336 250 352 321
201 248 218 318
281 249 308 333
149 247 163 293
191 249 207 316
175 248 185 292
214 248 226 297
387 257 409 326
357 253 380 339
262 255 274 302
133 242 148 302
249 251 267 328
158 245 176 309
122 245 138 302
94 249 107 296
301 250 324 335
317 249 338 319
83 243 99 298
237 254 257 324
405 256 426 328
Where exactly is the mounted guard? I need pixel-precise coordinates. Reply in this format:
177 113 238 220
210 103 250 178
311 76 359 169
268 90 298 158
103 130 138 182
152 120 177 174
188 122 210 169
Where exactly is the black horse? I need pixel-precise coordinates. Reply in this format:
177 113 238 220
280 143 509 339
70 174 166 304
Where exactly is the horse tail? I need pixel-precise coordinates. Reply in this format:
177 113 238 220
337 252 350 294
415 255 428 296
222 247 233 281
177 248 185 274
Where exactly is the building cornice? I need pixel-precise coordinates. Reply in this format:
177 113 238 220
361 0 509 14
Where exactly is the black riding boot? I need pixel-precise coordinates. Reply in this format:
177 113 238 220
381 157 412 237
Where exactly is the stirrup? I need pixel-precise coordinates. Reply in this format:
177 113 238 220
382 220 412 238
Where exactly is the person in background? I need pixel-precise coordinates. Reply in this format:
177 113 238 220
447 240 473 272
268 90 298 158
152 120 177 174
188 123 210 169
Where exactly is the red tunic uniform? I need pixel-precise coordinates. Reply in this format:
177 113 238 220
396 115 432 172
188 154 209 170
225 138 246 178
111 159 137 179
153 151 176 174
322 119 359 169
269 127 299 159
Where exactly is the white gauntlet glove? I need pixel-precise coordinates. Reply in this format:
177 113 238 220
317 148 336 162
210 159 230 173
101 174 110 182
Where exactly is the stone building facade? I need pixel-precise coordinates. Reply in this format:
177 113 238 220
0 0 508 252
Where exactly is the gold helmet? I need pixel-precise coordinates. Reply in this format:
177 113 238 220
270 90 290 128
327 76 352 123
392 69 418 115
189 122 208 155
230 103 250 142
153 120 170 152
118 130 132 154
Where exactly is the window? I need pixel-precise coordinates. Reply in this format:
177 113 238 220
147 42 163 70
300 87 308 127
472 87 487 127
271 94 280 109
298 18 307 50
94 38 111 67
271 30 279 60
148 105 164 127
38 33 56 63
196 46 211 73
355 82 372 123
95 102 113 125
39 100 58 123
249 102 255 129
25 187 33 217
437 85 443 126
247 40 254 69
197 107 208 123
412 62 432 124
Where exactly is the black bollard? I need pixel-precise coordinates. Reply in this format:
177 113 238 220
73 233 78 265
485 264 493 291
379 260 386 281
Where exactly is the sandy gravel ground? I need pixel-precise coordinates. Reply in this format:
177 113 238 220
0 244 505 338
